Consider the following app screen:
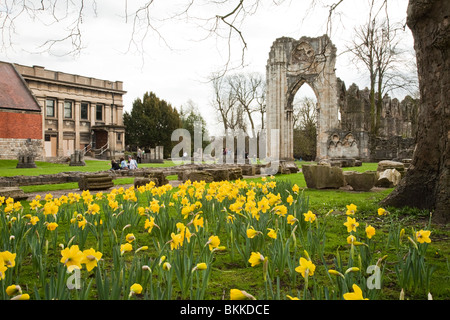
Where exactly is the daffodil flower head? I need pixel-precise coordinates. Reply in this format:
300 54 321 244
343 284 369 300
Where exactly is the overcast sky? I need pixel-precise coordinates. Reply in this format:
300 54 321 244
0 0 413 136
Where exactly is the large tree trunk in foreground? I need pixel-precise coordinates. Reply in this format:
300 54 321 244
381 0 449 224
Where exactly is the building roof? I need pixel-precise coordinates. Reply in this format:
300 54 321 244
0 61 41 112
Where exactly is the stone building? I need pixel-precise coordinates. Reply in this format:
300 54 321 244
335 81 418 161
0 61 127 160
0 61 43 160
265 36 417 163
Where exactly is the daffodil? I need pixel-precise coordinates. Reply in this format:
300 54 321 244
47 222 58 231
144 217 159 233
193 263 207 271
416 230 431 244
10 293 30 300
125 233 136 243
377 207 388 216
344 216 359 233
246 227 260 239
193 213 204 232
60 245 84 272
0 256 7 280
286 295 299 300
30 216 39 226
267 228 277 239
230 289 256 300
248 252 265 267
0 251 16 269
287 214 298 225
6 285 21 296
303 210 316 223
130 283 143 295
207 235 220 251
347 235 356 244
292 184 300 194
346 203 357 215
366 225 376 239
120 243 133 254
343 284 369 300
81 248 102 271
295 257 316 278
286 195 294 206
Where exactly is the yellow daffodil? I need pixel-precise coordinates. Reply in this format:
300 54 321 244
10 293 30 300
144 217 159 233
193 213 204 232
130 283 143 295
366 225 376 239
30 216 39 226
347 235 356 244
0 251 16 269
0 257 7 280
125 233 136 243
287 214 298 225
303 210 316 223
81 248 102 272
286 295 299 300
344 216 359 233
343 284 369 300
346 203 357 215
246 227 260 239
230 289 256 300
267 228 277 239
248 252 265 267
193 263 207 271
46 222 58 231
295 257 316 278
377 207 388 216
416 230 431 244
286 195 294 206
120 243 133 254
60 245 83 272
207 235 220 251
292 184 300 194
6 285 21 296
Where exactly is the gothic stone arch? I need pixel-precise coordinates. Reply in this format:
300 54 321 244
265 35 341 161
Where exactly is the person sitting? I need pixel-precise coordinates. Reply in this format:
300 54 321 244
128 155 138 170
110 159 120 171
120 157 128 170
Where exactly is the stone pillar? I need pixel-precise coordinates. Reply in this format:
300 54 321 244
57 99 64 157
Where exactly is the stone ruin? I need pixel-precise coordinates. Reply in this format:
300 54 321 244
265 35 418 165
302 160 408 192
16 139 40 168
141 146 164 163
69 150 86 166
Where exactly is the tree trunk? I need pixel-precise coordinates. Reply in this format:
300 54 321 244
381 0 450 224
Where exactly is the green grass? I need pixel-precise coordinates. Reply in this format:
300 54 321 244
0 159 177 177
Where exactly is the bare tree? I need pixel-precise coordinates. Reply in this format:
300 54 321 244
228 72 265 138
346 0 417 135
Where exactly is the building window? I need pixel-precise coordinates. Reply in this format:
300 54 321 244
96 104 103 121
81 102 89 120
64 101 73 119
46 99 55 117
117 133 122 141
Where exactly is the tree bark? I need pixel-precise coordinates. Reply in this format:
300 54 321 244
381 0 450 224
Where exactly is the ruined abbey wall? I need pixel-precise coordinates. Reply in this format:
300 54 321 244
334 79 418 161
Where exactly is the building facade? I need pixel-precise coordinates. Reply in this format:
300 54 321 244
12 63 127 160
0 61 43 160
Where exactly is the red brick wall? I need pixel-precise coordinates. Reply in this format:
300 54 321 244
0 111 42 139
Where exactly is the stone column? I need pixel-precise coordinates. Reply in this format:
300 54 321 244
74 101 81 150
57 99 64 157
